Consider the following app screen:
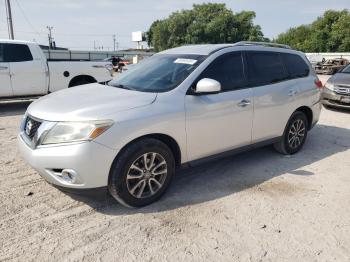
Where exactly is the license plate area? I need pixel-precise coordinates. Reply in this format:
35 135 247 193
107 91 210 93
341 96 350 104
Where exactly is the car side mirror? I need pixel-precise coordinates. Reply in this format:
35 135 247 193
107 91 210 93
194 78 221 94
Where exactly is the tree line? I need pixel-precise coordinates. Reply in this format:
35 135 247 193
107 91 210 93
276 9 350 52
147 3 350 53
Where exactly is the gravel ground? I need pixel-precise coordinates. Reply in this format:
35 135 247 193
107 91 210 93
0 97 349 261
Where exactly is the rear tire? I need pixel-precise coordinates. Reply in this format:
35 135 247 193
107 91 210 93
274 111 308 155
108 138 175 207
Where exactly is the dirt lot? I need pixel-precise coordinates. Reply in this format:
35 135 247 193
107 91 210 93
0 100 349 262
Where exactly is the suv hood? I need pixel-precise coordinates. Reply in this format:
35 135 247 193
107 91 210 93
328 73 350 86
27 83 157 121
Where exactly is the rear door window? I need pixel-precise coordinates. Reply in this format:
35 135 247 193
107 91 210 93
3 43 33 62
198 52 246 92
246 51 287 86
281 53 309 79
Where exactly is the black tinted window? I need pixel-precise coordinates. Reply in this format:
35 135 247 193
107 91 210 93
4 43 33 62
282 53 309 78
341 64 350 73
247 51 287 86
199 52 246 91
0 44 4 62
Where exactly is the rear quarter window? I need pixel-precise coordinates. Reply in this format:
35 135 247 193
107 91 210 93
281 53 309 79
246 51 287 87
3 43 33 62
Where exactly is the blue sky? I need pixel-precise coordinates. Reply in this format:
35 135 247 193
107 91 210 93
0 0 349 50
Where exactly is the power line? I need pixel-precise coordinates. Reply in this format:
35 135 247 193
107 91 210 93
54 32 130 37
0 29 130 38
2 0 133 49
13 0 41 37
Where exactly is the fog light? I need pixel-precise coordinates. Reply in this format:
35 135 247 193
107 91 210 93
61 169 78 184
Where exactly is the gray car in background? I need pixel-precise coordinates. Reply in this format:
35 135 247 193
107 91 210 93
323 64 350 109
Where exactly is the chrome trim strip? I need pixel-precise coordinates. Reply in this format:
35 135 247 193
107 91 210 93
34 121 57 147
20 114 56 149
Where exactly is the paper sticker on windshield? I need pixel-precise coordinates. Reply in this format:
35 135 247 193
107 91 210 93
174 58 197 65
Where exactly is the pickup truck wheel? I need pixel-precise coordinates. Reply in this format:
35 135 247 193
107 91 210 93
108 138 175 207
274 111 308 155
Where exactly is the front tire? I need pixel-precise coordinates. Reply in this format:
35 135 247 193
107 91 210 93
108 138 175 207
274 111 308 155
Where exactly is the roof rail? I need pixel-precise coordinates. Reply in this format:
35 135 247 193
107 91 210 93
234 41 292 49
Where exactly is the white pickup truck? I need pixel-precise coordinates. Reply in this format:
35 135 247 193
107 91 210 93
0 39 113 99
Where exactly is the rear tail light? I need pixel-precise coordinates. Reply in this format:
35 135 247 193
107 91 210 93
314 79 323 89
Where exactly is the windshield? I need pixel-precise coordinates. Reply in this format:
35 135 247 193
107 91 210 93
341 64 350 73
108 54 206 92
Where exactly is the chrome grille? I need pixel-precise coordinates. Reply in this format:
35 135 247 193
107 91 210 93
24 116 42 140
335 86 350 96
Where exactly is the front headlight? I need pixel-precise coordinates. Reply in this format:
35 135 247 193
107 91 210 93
41 120 113 145
324 82 335 91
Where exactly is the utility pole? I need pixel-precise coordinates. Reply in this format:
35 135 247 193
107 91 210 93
47 26 54 49
113 34 116 51
5 0 15 39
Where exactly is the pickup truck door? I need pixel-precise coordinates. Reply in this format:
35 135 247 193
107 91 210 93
4 43 47 96
185 52 253 161
0 44 13 97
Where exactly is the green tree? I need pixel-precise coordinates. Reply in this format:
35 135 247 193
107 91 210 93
147 3 267 51
276 9 350 52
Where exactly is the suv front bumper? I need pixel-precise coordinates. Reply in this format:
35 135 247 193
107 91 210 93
18 134 118 189
322 88 350 109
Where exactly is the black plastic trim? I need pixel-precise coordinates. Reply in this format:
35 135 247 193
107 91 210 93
183 137 282 168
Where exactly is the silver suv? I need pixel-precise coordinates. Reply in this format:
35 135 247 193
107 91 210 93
18 42 322 207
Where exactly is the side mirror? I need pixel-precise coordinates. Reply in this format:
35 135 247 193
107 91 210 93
194 78 221 94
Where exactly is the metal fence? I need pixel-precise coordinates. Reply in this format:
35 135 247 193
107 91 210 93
42 49 350 63
43 49 154 61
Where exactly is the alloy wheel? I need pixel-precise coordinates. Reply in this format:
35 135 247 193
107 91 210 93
287 119 306 149
126 152 168 199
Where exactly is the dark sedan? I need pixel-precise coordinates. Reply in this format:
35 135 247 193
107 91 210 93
323 64 350 109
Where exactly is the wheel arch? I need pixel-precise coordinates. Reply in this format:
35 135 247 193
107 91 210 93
294 106 313 130
112 133 182 169
68 75 97 87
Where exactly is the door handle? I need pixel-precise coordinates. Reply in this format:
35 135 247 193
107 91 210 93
0 66 8 70
237 99 251 107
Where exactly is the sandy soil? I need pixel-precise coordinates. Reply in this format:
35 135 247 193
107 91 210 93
0 100 349 262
